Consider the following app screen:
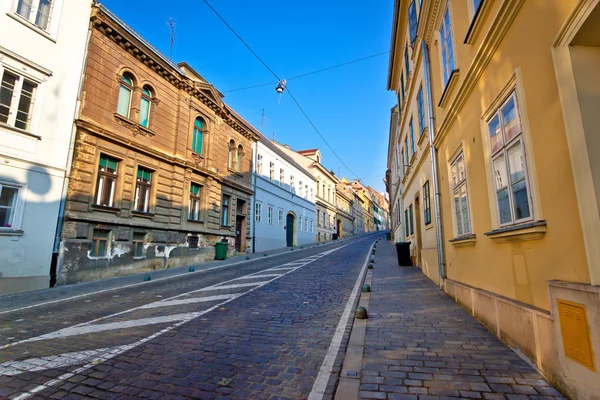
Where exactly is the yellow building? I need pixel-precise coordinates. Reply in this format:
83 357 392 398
352 180 375 233
387 0 600 397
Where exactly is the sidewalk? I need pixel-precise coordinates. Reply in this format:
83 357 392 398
339 241 565 400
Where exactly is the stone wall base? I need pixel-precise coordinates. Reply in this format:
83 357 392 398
443 278 600 400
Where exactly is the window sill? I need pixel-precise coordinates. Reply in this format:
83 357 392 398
226 168 243 177
188 219 205 224
0 123 41 140
6 12 56 42
91 204 120 214
438 69 460 108
131 211 154 219
113 113 156 138
425 223 434 231
418 127 428 146
484 220 547 244
449 234 476 248
0 229 24 236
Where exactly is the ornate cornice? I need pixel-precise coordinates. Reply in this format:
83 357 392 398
113 113 155 137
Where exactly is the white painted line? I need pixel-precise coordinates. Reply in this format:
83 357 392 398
0 346 125 376
308 240 375 400
199 282 267 291
11 244 354 400
139 294 239 309
231 274 282 280
19 313 199 343
0 236 365 316
268 267 298 271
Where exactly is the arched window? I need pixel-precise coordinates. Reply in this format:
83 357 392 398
236 144 243 172
117 73 134 118
227 140 235 169
139 85 152 127
192 117 204 154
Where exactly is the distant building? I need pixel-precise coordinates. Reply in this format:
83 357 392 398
335 181 354 238
0 0 92 294
251 134 316 252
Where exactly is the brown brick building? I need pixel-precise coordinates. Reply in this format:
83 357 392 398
56 4 259 285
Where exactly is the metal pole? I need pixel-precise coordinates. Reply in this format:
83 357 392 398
421 39 446 288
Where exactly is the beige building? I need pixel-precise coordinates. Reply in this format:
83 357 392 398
335 181 355 238
387 0 600 397
57 4 258 285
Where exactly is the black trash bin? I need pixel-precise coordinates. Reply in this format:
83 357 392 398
394 242 412 266
332 233 338 240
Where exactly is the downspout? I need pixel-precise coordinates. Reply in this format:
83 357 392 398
251 141 257 253
421 39 447 288
50 26 93 285
396 97 406 244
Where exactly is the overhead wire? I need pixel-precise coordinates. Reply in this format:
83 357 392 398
223 51 389 93
201 0 365 182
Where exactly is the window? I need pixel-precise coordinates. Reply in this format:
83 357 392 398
423 181 431 225
473 0 483 14
189 183 202 221
400 72 405 102
236 145 243 172
299 216 303 231
95 155 119 207
192 118 204 154
328 188 331 202
255 202 262 223
139 86 152 128
117 73 133 118
0 69 37 131
404 138 410 166
417 86 426 134
221 194 231 226
132 232 146 258
134 167 152 213
401 149 406 177
405 209 409 237
15 0 53 31
290 175 295 192
266 205 273 225
305 185 309 199
408 0 418 44
317 210 321 226
227 140 235 169
257 154 263 175
409 119 416 157
450 152 471 235
404 46 410 76
280 168 285 187
299 182 303 197
269 162 274 181
310 188 314 201
310 220 314 233
0 183 21 229
440 5 456 85
188 235 199 249
305 218 308 231
278 208 284 226
91 229 110 257
488 93 531 225
409 204 414 235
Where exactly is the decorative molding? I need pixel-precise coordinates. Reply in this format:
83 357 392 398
449 234 476 248
438 69 460 107
464 0 493 44
433 0 525 148
113 113 155 137
484 220 547 243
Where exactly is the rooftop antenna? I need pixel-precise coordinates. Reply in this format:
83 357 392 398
272 131 275 141
260 109 269 133
169 18 176 60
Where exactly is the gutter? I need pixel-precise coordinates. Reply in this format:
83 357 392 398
421 39 447 287
251 141 258 253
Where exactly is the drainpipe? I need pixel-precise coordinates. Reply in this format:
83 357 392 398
421 39 447 288
251 141 258 253
50 27 93 285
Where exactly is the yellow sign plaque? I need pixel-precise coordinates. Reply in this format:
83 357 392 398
557 299 595 371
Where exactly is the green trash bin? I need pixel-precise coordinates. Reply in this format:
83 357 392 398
215 242 228 260
386 232 391 241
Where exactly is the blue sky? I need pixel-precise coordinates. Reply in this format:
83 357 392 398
101 0 396 192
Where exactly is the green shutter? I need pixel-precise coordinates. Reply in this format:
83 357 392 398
191 183 200 196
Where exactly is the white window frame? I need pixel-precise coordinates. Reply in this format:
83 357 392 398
439 3 456 86
255 202 262 223
487 92 533 227
279 168 284 187
268 205 273 225
269 162 274 181
0 66 40 133
11 0 62 37
278 208 284 226
449 151 472 236
299 216 303 231
256 154 263 175
290 175 295 192
0 181 26 231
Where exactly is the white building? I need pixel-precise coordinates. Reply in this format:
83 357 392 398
251 135 316 252
0 0 92 294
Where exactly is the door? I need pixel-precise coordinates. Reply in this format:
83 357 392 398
286 213 295 247
337 219 342 238
235 216 245 252
414 196 422 267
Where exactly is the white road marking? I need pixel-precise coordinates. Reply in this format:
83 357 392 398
199 282 267 291
0 236 361 316
308 240 375 400
269 267 298 271
139 294 239 309
19 313 200 343
0 346 124 376
10 243 358 400
231 274 282 280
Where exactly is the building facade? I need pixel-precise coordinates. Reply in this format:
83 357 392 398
0 0 92 294
252 134 316 252
56 4 258 285
335 181 354 238
387 0 600 397
351 180 375 233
